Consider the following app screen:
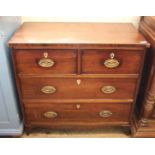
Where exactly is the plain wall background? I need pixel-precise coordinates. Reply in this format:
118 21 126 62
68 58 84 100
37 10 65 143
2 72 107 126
21 16 141 28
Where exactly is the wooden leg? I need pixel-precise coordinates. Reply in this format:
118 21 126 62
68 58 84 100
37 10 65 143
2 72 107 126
131 115 155 137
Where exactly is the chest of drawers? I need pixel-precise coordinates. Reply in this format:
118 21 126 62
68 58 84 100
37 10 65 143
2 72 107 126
9 22 149 132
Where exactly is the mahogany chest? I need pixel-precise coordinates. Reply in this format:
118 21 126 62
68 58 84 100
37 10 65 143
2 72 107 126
9 22 149 132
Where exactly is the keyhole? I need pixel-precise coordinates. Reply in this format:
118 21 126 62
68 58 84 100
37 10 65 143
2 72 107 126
76 104 81 109
77 79 81 85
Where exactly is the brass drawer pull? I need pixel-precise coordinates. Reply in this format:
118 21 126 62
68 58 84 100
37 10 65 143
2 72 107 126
99 110 112 118
41 86 56 94
104 52 120 68
38 52 55 68
43 111 58 118
101 86 116 94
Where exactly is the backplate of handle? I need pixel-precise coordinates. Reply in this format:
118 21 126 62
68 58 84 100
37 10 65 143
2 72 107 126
104 52 120 68
99 110 112 118
43 111 58 118
38 52 55 68
101 86 116 94
41 86 56 94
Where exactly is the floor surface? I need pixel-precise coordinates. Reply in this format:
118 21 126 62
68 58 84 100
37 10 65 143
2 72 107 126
22 127 130 138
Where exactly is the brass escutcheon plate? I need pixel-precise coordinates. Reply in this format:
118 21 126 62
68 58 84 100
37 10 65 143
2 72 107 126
38 58 55 68
104 59 120 68
99 110 112 118
101 86 116 94
41 86 56 94
104 52 120 68
43 111 58 118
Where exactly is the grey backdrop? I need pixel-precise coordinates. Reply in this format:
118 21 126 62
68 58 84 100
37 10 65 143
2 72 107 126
0 16 23 136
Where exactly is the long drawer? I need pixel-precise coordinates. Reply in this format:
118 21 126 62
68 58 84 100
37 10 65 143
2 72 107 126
19 77 137 100
14 49 77 74
24 102 132 124
82 49 144 74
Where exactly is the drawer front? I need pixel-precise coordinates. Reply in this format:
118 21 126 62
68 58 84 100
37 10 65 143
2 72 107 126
14 49 77 74
20 77 137 99
24 102 131 123
82 50 144 74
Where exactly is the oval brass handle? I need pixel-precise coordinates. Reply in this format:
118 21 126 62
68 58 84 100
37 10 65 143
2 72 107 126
43 111 58 118
38 52 55 68
41 86 56 94
104 52 120 68
99 110 112 118
101 86 116 94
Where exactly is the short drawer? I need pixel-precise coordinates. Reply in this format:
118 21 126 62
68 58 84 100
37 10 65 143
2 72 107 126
81 49 145 74
24 102 132 123
19 77 137 100
14 49 77 74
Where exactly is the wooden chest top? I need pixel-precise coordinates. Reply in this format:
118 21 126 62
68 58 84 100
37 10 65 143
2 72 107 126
9 22 149 47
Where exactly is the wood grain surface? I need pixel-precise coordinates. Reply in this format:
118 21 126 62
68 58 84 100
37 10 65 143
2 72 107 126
9 22 148 46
